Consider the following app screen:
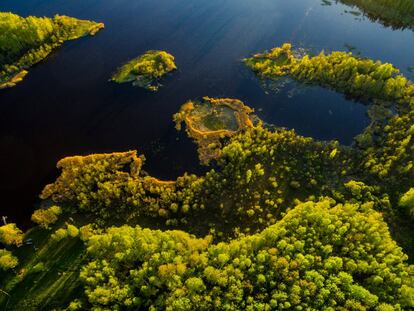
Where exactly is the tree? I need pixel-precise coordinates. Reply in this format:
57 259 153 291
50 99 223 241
399 187 414 217
31 205 62 228
0 249 18 270
0 223 23 246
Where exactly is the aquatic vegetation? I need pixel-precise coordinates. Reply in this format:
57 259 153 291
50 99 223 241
173 97 254 164
335 0 414 30
111 50 177 91
0 12 104 89
244 43 296 79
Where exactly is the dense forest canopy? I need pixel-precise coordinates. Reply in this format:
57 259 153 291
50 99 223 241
1 4 414 310
0 12 103 89
79 200 414 310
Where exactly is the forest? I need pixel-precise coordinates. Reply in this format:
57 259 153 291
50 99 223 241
1 3 414 311
2 67 414 307
0 12 103 89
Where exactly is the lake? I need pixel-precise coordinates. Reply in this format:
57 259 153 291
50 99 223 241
1 0 414 225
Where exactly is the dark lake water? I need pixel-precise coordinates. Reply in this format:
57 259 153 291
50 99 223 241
1 0 414 225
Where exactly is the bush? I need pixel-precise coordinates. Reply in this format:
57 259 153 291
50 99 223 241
31 205 62 228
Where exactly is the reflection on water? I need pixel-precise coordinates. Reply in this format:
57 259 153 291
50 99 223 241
326 0 414 30
0 0 414 225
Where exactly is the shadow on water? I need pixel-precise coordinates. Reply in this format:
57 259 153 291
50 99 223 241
1 0 414 225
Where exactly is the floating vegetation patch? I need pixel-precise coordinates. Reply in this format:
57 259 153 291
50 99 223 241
111 50 177 91
173 97 254 164
0 12 104 89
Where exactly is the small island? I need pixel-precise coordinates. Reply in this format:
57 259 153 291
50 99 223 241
173 97 254 164
0 13 104 89
111 50 177 91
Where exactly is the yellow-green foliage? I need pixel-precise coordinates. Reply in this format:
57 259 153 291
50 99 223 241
0 223 87 309
400 188 414 217
198 125 363 233
39 123 368 237
173 97 254 164
51 228 68 242
79 199 414 310
0 249 18 270
111 50 176 91
3 50 414 308
1 39 412 311
338 0 414 30
25 98 414 308
0 12 104 89
244 43 296 78
244 43 410 103
31 205 62 228
51 224 79 241
40 151 200 223
66 225 79 238
0 223 23 246
245 43 414 190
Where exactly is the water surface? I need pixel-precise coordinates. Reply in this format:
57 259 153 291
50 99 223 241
1 0 414 225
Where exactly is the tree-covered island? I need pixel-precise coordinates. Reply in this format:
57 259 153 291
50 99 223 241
111 50 177 91
0 12 104 89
